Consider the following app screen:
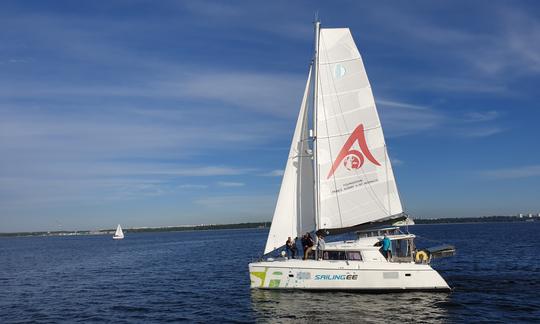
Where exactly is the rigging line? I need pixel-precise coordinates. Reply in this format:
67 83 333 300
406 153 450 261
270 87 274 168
319 33 345 229
297 151 302 236
312 25 320 233
384 144 391 215
322 34 389 218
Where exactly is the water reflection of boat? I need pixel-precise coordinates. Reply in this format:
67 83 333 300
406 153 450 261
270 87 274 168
250 289 451 323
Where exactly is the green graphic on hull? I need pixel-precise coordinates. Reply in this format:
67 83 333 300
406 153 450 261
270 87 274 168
251 268 283 288
251 271 267 287
269 279 281 288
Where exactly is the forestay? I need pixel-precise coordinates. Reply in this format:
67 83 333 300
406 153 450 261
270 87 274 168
264 69 315 254
315 28 403 232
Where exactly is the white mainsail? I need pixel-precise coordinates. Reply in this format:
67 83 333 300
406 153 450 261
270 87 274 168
264 68 315 254
315 28 403 232
113 224 124 239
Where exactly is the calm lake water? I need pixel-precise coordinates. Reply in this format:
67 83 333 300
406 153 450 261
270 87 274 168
0 222 539 323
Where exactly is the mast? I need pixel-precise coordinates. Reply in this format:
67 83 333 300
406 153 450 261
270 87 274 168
312 20 321 231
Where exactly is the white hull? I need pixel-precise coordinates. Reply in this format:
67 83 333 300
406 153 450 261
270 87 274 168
249 259 450 291
112 236 123 240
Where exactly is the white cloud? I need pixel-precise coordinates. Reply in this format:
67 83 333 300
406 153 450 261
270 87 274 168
159 167 252 177
403 76 510 95
464 111 500 123
466 7 540 76
377 99 427 110
216 181 245 187
377 99 446 137
457 126 506 138
172 72 304 117
480 165 540 179
262 169 285 177
391 158 404 166
377 99 507 139
194 194 274 209
177 184 208 189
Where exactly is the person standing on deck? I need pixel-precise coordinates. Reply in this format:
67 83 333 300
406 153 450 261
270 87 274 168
382 233 392 261
316 233 325 260
302 233 314 260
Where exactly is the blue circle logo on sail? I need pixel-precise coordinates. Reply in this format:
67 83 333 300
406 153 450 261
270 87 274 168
334 64 346 79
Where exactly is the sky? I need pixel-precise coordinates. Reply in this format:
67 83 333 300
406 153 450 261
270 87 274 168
1 0 539 232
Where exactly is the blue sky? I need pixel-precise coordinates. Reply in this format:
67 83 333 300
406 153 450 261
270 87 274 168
1 1 539 232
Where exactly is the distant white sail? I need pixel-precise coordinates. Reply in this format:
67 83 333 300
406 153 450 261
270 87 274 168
264 68 315 254
315 28 403 232
113 224 124 239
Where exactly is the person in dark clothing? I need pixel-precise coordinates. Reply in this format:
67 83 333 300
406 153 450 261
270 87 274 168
285 237 297 259
302 233 314 260
301 234 308 258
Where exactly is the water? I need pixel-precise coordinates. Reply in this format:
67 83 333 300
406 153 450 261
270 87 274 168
0 222 538 323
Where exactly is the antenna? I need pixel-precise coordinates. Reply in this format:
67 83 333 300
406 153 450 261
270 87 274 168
313 10 320 24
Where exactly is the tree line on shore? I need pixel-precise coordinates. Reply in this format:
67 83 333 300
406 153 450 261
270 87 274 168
1 216 537 237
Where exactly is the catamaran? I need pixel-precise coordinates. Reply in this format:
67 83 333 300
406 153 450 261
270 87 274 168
113 224 124 240
249 22 454 291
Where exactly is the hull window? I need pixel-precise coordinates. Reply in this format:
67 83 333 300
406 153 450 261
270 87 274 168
346 251 362 260
322 251 362 261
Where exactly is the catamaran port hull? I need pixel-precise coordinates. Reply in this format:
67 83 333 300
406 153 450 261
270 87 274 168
249 259 450 291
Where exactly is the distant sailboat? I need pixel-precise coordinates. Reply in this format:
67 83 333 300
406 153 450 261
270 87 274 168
113 224 124 240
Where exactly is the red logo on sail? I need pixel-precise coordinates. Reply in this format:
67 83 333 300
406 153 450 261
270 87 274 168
326 124 380 179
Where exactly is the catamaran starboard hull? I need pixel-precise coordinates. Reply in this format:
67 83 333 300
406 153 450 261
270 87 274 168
249 260 450 291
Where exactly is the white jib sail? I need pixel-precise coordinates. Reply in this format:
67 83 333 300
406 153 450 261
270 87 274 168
315 28 403 231
114 224 124 238
264 68 315 254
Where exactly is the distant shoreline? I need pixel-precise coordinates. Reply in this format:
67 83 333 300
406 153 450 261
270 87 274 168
0 216 537 237
0 222 271 237
414 215 538 224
